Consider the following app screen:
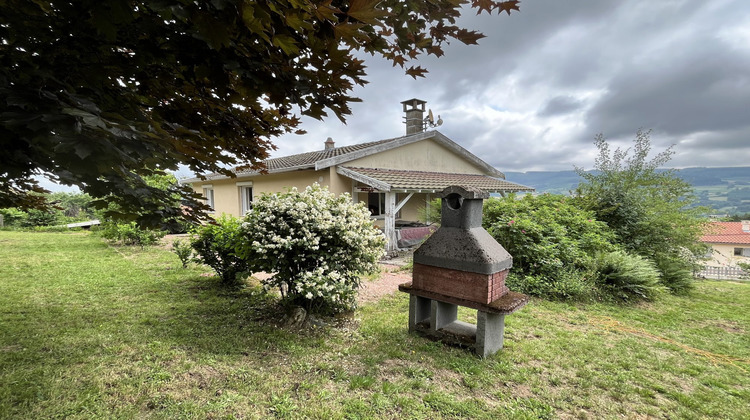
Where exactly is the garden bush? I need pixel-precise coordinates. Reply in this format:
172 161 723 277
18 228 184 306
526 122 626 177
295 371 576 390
0 208 28 227
594 250 665 302
654 255 695 295
99 221 165 246
738 262 750 280
172 238 193 268
575 130 707 293
20 209 59 227
505 268 595 301
191 215 250 284
239 184 385 314
483 193 616 300
418 197 442 225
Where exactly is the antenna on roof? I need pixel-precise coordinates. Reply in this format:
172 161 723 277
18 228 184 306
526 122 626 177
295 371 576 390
424 109 443 129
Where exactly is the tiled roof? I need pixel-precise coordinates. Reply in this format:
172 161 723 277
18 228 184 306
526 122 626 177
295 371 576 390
342 167 534 193
182 130 505 183
236 138 397 174
701 222 750 245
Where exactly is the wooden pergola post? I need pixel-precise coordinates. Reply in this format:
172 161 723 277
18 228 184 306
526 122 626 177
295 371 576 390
384 192 397 253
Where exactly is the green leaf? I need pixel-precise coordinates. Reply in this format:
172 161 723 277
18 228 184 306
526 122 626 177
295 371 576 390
272 35 300 55
347 0 389 24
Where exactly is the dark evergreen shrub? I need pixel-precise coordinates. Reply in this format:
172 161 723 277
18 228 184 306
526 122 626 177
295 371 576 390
595 250 665 302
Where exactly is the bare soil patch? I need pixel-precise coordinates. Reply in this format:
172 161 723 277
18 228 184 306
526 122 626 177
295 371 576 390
359 265 411 304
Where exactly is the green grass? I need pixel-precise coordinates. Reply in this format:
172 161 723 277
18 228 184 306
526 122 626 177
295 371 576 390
1 231 749 419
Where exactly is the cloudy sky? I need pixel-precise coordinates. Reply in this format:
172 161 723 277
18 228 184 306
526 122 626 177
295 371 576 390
265 0 750 174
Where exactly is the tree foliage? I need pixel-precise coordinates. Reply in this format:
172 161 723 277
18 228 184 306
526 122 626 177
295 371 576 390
96 173 189 231
47 191 95 219
574 129 709 293
0 0 520 224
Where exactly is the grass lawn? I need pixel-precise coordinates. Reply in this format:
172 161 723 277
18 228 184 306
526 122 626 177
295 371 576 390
1 231 748 419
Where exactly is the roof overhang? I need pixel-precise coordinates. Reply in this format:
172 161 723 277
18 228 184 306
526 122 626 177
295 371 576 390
339 167 534 194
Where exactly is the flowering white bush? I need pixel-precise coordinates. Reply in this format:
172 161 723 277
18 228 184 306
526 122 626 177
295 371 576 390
239 184 385 313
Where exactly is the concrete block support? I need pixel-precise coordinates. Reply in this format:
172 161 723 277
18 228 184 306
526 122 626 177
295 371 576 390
431 300 458 331
401 282 525 358
476 312 505 358
408 295 431 332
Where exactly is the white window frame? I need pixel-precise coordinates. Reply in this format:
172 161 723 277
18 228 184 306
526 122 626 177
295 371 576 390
734 247 750 257
237 182 253 216
202 185 214 212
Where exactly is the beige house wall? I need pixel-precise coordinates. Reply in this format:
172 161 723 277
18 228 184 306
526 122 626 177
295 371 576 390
398 193 433 222
327 166 351 195
193 169 332 217
346 139 485 174
193 177 240 217
706 243 750 267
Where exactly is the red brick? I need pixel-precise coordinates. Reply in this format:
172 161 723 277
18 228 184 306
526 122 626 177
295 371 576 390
412 263 509 304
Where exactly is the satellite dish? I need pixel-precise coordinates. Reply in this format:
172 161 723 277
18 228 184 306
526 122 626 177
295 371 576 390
427 109 435 124
437 115 443 126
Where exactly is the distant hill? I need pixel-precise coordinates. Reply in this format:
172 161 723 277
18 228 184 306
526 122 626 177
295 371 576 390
504 167 750 215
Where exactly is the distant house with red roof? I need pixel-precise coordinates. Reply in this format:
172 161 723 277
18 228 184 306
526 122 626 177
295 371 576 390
701 221 750 267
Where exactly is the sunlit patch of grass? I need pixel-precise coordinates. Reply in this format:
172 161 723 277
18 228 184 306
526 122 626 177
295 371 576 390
1 231 748 418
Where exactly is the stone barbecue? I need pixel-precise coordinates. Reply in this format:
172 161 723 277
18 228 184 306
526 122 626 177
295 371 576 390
399 185 528 357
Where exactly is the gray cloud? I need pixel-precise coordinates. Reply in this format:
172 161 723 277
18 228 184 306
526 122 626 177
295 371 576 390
267 0 750 173
538 96 585 117
585 38 750 138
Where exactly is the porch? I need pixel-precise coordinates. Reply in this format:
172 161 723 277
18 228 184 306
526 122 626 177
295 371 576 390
341 166 534 252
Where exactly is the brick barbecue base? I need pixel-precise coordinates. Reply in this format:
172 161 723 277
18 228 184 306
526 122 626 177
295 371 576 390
412 263 509 304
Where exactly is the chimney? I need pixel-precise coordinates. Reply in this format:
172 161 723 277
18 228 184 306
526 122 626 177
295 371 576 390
324 137 335 150
402 98 427 135
742 220 750 233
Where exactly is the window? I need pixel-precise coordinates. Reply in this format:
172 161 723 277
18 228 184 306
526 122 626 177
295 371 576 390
734 247 750 257
239 186 253 215
367 193 400 218
202 185 214 212
368 193 384 216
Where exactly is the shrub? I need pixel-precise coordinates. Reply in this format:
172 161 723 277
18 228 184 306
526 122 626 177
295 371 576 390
20 209 59 227
594 250 665 302
0 208 28 227
99 221 165 247
240 184 385 313
172 238 193 268
738 262 750 280
483 193 615 300
654 255 694 295
505 268 595 301
575 130 709 290
191 215 250 284
418 197 442 225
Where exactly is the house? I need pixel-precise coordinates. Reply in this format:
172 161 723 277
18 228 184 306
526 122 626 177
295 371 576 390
701 220 750 267
183 99 534 251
